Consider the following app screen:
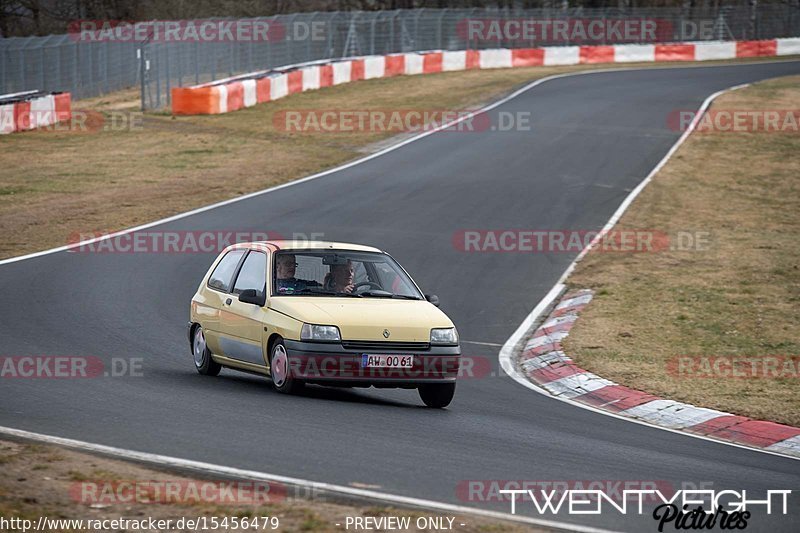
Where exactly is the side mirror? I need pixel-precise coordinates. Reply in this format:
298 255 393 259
238 289 265 306
425 294 440 307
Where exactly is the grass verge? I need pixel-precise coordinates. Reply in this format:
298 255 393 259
0 439 536 532
0 57 794 259
565 75 800 426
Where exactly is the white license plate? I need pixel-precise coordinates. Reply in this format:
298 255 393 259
361 354 414 368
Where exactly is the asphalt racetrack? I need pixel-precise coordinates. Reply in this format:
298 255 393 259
2 61 800 532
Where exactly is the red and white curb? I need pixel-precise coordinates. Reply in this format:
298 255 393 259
519 289 800 459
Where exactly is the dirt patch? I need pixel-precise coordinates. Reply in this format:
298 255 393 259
0 439 538 532
565 75 800 426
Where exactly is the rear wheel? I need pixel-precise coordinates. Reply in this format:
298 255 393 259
270 338 304 394
193 326 221 376
418 382 455 408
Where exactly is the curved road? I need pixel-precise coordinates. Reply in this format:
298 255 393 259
2 62 800 532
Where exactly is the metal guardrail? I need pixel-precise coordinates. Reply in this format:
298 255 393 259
1 6 798 110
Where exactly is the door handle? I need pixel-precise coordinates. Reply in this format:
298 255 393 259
225 298 232 305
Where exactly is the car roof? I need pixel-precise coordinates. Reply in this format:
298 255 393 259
238 240 383 253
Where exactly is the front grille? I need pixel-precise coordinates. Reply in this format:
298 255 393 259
341 340 430 352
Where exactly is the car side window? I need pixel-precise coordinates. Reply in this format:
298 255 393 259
207 249 245 292
232 251 267 297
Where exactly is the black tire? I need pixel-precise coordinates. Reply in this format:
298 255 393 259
192 325 221 376
418 382 456 408
269 338 304 394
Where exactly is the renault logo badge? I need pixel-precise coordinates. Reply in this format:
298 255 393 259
383 329 390 339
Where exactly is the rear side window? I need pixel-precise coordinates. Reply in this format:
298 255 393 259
208 249 245 292
232 251 267 297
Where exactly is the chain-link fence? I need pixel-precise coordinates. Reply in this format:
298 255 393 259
1 5 799 110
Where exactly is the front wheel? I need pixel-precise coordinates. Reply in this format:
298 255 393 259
418 382 455 408
193 326 221 376
269 339 304 395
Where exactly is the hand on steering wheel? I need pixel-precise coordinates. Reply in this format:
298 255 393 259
351 281 383 293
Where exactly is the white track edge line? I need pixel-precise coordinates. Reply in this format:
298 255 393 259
0 425 617 533
497 83 800 463
2 58 798 267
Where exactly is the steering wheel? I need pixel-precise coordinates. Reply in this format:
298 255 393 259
352 281 383 292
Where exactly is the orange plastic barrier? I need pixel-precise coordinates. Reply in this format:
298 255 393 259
256 78 271 103
172 86 220 115
655 44 695 61
287 71 303 94
423 52 443 73
736 40 778 57
384 55 405 77
226 82 244 112
466 50 481 69
580 46 614 64
512 48 545 67
320 65 334 88
54 92 72 122
350 59 365 81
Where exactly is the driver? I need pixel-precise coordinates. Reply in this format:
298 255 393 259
326 260 356 294
275 254 321 293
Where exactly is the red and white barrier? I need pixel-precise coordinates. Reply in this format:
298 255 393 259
0 91 72 134
521 290 800 458
171 37 800 115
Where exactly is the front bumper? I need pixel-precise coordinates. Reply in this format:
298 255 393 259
283 340 461 387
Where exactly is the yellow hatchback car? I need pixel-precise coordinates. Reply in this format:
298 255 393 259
188 241 461 407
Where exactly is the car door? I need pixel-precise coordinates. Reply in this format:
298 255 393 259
200 248 247 356
217 249 269 367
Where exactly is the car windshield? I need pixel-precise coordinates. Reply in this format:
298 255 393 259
272 250 423 299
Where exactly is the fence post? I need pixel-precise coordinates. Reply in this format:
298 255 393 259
0 48 5 93
18 49 24 92
139 42 147 111
166 43 171 106
307 12 317 61
370 12 377 55
39 44 45 91
326 13 335 57
54 44 61 91
437 9 447 51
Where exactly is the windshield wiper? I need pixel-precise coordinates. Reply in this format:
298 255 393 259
360 290 421 300
291 288 361 297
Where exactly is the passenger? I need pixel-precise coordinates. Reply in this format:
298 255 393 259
326 260 356 294
275 254 320 293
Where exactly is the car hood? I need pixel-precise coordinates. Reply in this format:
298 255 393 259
269 297 455 342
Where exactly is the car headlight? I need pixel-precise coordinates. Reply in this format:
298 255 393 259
430 327 458 345
301 324 341 342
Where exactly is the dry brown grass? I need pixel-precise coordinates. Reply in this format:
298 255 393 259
0 57 792 259
565 75 800 426
0 439 537 532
